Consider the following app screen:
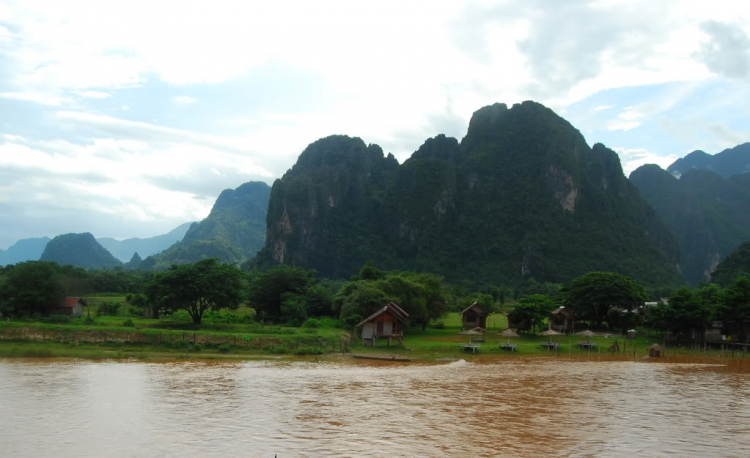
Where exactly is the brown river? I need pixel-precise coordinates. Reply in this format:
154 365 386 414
1 356 750 457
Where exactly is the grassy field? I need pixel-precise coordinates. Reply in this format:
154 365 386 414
0 312 741 361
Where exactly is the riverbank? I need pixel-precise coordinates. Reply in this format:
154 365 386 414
2 312 744 361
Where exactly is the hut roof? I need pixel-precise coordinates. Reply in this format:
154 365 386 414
540 329 563 336
356 303 409 328
460 301 488 317
497 329 520 338
458 329 484 336
648 344 664 351
575 330 598 337
57 297 83 308
551 306 574 317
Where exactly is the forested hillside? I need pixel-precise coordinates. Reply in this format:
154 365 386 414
630 165 750 284
140 181 270 270
254 101 683 288
40 233 122 269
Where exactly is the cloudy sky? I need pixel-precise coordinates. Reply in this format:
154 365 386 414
1 0 749 249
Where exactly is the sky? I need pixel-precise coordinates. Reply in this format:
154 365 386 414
1 0 749 249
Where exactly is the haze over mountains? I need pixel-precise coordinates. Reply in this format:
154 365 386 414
630 149 750 284
667 143 750 179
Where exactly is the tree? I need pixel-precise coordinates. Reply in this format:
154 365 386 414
146 259 244 324
334 281 390 321
663 287 712 336
248 264 314 323
717 276 750 335
560 272 646 329
508 294 556 333
0 261 65 317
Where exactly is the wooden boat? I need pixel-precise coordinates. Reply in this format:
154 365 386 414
352 354 411 362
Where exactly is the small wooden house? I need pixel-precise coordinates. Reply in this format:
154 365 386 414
648 344 664 357
549 306 575 332
48 297 86 317
356 302 409 347
461 302 488 330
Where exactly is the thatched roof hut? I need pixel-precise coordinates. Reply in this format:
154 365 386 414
461 302 489 330
648 343 665 357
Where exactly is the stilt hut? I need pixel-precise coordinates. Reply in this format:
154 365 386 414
549 306 575 332
47 297 86 317
356 302 409 347
461 302 489 330
648 344 665 357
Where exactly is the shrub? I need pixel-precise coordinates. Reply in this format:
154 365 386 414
43 314 71 324
264 345 289 354
123 319 135 328
343 314 363 328
84 316 96 325
294 346 323 356
302 318 322 328
432 321 445 329
218 344 231 353
97 301 120 317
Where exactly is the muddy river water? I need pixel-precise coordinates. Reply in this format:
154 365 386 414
1 356 750 457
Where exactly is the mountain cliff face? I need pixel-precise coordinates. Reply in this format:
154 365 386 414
255 101 683 287
0 237 50 266
630 165 750 284
667 143 750 178
96 222 193 262
140 181 271 269
40 233 122 269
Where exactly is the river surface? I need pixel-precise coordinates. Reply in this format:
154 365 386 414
1 356 750 457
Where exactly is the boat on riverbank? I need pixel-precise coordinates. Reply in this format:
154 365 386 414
352 354 411 362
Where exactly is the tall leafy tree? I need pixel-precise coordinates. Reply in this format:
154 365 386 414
146 259 244 324
248 264 314 323
561 272 646 328
0 261 65 317
717 276 750 335
508 294 556 333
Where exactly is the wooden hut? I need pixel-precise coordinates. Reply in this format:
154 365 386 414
549 306 575 332
356 302 409 347
461 302 489 330
648 344 665 357
47 297 86 317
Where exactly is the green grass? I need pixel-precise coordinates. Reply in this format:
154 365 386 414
1 312 738 361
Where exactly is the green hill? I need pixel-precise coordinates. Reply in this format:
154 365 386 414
254 101 683 288
139 181 271 270
711 242 750 286
40 233 122 269
630 165 750 284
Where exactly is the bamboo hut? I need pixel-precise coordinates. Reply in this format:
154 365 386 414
461 302 489 330
356 302 409 347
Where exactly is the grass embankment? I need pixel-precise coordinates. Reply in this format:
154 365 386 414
1 311 743 361
353 313 740 360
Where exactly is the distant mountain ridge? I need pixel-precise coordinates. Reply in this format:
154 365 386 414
254 100 683 287
667 143 750 178
139 181 271 270
96 222 193 262
40 233 122 269
0 237 50 266
630 164 750 284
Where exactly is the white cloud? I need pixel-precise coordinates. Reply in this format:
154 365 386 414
0 91 66 106
607 121 641 131
594 105 613 111
77 91 111 99
173 96 197 105
613 147 679 176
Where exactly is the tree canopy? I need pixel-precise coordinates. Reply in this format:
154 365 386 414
146 258 244 324
560 272 646 328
